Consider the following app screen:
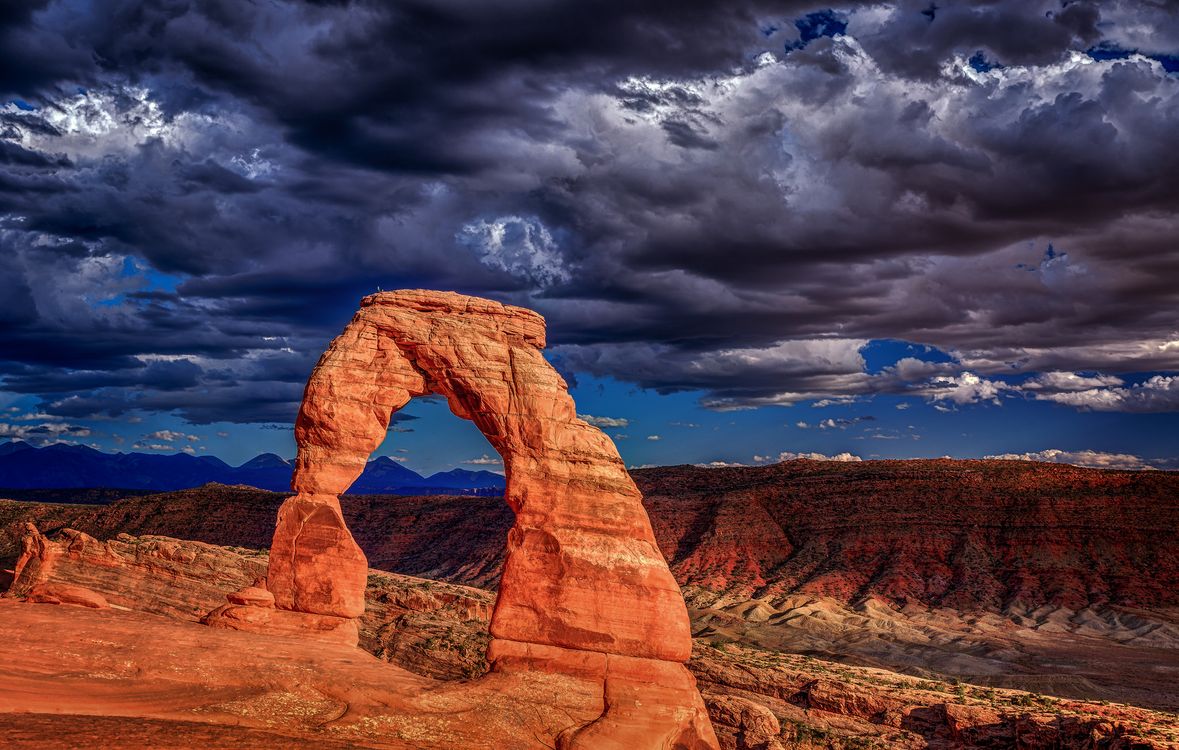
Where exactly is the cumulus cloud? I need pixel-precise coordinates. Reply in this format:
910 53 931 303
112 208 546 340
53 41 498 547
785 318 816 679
132 442 174 452
919 372 1009 406
0 421 91 442
755 451 863 463
796 416 875 430
1020 372 1125 392
457 215 570 288
578 414 630 428
1024 374 1179 413
463 454 503 466
984 448 1169 471
812 397 859 408
146 430 200 443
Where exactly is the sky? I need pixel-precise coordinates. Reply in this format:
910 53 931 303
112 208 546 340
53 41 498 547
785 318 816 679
1 0 1178 473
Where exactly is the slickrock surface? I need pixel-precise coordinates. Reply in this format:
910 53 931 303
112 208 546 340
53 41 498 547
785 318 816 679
4 532 1176 749
0 598 605 750
206 290 716 748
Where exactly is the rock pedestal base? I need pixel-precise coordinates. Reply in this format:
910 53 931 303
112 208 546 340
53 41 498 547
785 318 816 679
489 639 718 750
203 598 360 647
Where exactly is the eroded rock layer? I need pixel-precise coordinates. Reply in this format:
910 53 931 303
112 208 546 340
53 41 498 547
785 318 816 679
205 290 716 748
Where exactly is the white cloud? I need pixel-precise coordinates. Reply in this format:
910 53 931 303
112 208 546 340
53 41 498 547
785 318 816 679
919 372 1008 405
3 86 223 161
146 430 200 443
812 397 858 408
458 215 570 287
132 442 175 452
578 414 630 428
463 453 503 466
1026 375 1179 413
9 412 59 421
695 460 747 468
1020 371 1124 392
984 449 1165 471
0 422 91 442
229 147 278 180
755 451 862 463
646 434 661 441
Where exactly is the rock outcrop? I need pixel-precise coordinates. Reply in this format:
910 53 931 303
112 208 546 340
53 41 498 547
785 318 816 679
204 290 717 748
5 524 266 618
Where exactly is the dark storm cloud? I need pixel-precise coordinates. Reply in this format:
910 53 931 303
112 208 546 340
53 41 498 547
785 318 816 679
854 0 1102 79
1 0 1178 422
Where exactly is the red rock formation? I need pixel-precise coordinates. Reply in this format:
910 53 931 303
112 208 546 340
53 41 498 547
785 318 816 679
205 290 716 748
638 460 1179 612
5 524 265 619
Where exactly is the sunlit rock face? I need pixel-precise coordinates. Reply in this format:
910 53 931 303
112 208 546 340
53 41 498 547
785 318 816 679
205 289 717 749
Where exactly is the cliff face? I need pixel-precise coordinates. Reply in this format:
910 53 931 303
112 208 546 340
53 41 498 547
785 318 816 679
638 459 1179 613
8 458 1177 616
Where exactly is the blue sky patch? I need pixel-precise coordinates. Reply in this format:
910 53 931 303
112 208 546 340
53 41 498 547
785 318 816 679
788 10 847 51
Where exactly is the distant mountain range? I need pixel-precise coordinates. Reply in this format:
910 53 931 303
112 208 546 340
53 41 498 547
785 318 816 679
0 441 504 495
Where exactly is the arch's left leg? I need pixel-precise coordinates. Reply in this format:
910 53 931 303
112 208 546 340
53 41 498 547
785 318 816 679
205 315 426 645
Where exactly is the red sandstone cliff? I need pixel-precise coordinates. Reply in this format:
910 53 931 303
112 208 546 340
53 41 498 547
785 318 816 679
7 458 1176 615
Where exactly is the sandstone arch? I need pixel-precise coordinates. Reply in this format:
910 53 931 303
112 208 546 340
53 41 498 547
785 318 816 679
207 290 718 749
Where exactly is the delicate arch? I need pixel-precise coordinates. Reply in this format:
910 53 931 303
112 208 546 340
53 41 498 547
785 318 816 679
267 290 691 661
